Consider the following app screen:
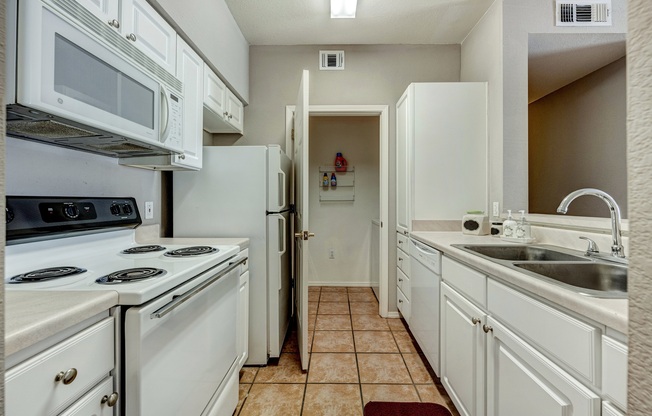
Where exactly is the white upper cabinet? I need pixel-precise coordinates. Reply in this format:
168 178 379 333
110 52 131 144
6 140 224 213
203 64 244 134
174 36 203 170
121 0 177 75
76 0 177 75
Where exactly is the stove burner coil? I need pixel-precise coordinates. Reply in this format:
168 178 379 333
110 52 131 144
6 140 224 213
9 266 87 283
164 246 218 257
96 267 167 284
121 245 167 254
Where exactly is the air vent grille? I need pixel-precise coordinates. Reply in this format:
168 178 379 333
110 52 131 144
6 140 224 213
319 50 345 71
556 1 612 26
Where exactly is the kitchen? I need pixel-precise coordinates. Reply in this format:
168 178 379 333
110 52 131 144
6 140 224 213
1 0 651 415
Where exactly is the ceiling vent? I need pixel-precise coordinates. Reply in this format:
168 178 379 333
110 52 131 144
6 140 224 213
556 0 612 26
319 50 345 70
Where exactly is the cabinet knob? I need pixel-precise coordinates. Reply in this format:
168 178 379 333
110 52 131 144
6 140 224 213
398 299 403 303
178 154 186 160
54 368 78 385
398 257 403 262
101 392 120 407
108 19 120 28
471 317 481 325
228 113 233 120
126 33 137 42
482 324 493 333
398 278 403 282
223 111 229 118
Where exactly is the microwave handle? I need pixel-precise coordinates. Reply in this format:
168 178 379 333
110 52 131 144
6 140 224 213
159 86 170 143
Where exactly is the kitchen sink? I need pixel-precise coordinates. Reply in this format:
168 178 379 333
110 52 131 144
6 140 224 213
453 244 589 262
514 262 627 298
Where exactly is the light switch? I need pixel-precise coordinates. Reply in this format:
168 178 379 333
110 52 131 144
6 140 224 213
145 201 154 219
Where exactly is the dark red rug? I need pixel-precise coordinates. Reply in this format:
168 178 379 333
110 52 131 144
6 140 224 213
363 401 452 416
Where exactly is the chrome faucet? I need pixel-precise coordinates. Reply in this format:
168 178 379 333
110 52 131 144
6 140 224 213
556 188 625 259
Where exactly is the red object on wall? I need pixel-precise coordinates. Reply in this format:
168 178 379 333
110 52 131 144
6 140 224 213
334 152 348 172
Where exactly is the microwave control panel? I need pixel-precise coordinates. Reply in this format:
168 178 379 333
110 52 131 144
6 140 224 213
163 92 183 152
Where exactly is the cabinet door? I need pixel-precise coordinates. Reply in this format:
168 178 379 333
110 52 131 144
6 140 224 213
396 89 410 234
204 66 228 119
174 36 203 170
237 271 250 369
59 377 117 416
440 283 486 416
486 317 600 416
74 0 120 26
226 90 244 133
121 0 177 75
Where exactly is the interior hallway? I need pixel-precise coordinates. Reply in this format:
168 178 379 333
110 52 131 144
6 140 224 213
235 286 459 415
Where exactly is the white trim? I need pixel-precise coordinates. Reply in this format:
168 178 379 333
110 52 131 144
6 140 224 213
308 281 372 287
386 312 401 319
285 104 391 318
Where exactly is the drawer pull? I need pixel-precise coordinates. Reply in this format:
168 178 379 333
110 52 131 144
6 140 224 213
482 324 493 333
398 299 403 303
101 392 120 407
126 33 137 42
54 368 78 385
108 19 120 28
398 257 403 262
398 278 403 282
471 317 481 325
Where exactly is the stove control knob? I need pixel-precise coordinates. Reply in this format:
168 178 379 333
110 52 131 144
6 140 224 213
63 204 80 219
110 204 121 216
122 204 133 215
6 207 14 224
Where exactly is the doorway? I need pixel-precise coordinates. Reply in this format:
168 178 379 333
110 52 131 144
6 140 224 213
285 105 390 317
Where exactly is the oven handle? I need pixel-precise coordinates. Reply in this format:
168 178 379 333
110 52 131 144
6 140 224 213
150 257 247 319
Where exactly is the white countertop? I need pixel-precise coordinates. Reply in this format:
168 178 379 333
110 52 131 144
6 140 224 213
410 232 628 334
5 291 119 357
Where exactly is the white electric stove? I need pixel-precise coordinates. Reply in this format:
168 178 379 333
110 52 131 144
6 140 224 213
5 196 243 416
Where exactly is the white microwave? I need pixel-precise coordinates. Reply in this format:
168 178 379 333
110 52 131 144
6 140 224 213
5 0 183 157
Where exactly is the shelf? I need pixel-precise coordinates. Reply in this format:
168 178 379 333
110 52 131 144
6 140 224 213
319 166 355 201
319 166 355 173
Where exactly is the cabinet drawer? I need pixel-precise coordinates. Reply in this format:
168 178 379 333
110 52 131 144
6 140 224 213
397 267 411 300
487 279 599 385
397 233 409 253
602 335 627 411
397 247 410 275
602 401 625 416
397 286 411 323
59 376 116 416
442 256 486 307
6 317 115 416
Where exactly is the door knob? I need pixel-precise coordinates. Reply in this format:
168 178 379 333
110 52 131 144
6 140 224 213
294 231 315 240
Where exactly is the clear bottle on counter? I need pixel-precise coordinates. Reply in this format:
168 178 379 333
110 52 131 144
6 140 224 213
502 210 516 238
515 210 531 239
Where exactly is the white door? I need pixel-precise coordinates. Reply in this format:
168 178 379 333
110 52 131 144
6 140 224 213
294 70 311 371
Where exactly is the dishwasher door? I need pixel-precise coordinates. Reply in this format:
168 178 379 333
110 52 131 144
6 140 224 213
124 260 241 415
409 238 442 375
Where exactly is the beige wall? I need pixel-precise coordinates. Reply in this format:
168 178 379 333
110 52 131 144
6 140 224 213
529 57 627 217
627 0 652 412
241 44 461 311
308 116 380 286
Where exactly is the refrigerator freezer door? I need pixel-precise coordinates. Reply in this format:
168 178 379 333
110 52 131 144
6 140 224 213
267 145 292 212
267 211 292 358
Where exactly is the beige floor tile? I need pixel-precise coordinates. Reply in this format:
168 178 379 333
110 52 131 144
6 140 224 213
308 330 314 352
352 314 390 331
308 314 317 331
302 384 363 416
308 291 320 302
318 301 350 315
254 353 307 383
309 286 321 293
315 314 352 330
309 301 319 315
347 287 373 293
357 354 412 384
354 331 399 353
415 384 448 406
348 292 378 302
360 384 420 405
321 286 348 293
239 367 259 383
319 292 349 302
387 318 408 332
393 331 419 353
349 302 380 315
312 330 355 352
236 383 251 415
239 383 304 416
403 354 434 383
308 353 359 383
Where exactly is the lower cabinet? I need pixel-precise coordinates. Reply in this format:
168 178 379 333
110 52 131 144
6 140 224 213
237 269 250 369
59 376 117 416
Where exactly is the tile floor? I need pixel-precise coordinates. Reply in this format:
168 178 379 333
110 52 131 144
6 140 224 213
234 286 460 416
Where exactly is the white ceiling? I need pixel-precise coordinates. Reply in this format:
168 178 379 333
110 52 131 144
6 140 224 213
223 0 496 45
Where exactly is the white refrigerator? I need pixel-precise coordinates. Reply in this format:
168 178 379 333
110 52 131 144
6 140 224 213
173 145 292 364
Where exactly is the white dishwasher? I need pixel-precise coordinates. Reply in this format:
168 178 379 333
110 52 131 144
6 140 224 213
409 238 442 375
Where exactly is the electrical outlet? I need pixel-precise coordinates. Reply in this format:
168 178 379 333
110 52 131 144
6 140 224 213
492 201 500 217
145 201 154 219
328 248 335 259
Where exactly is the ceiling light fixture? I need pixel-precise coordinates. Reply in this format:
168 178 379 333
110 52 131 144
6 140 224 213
331 0 357 18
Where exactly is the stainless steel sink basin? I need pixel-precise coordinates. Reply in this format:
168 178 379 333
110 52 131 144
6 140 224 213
514 262 627 298
454 244 589 262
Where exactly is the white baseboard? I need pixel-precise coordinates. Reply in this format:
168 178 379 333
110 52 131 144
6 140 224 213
308 281 375 287
385 311 401 319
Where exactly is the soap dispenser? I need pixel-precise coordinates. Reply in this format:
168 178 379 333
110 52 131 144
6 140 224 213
515 210 531 239
503 210 517 238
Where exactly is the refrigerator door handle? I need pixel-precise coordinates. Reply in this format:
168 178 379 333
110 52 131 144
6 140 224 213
278 170 287 210
278 214 287 290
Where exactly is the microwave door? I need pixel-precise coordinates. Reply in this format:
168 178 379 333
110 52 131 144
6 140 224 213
17 2 162 147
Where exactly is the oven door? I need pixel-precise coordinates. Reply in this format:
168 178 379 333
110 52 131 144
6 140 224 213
124 259 242 415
